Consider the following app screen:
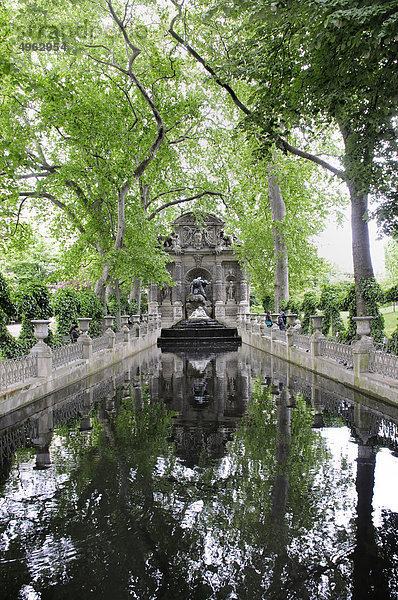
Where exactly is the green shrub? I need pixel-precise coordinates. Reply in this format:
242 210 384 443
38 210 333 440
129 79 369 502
384 284 398 304
319 284 345 337
281 297 301 319
0 272 15 320
51 287 80 338
341 279 384 343
77 289 104 337
0 308 24 358
300 292 318 334
13 281 53 352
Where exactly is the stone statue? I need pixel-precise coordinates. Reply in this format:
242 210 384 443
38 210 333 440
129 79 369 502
171 232 181 254
190 276 211 300
227 280 235 301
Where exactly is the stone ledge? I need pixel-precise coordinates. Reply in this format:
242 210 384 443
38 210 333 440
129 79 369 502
0 332 158 416
240 328 398 406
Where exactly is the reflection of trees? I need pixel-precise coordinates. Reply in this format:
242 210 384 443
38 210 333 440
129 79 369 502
2 377 397 599
352 445 393 600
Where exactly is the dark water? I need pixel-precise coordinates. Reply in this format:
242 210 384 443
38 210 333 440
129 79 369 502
1 346 398 600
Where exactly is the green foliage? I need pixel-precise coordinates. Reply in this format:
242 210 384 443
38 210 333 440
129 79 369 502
0 307 23 358
77 289 104 338
129 298 139 315
388 327 398 356
51 286 105 339
0 272 14 318
383 239 398 285
341 279 384 343
300 292 319 334
384 285 398 304
51 287 80 338
360 278 385 343
0 233 60 286
319 284 345 337
14 281 53 352
281 297 301 319
106 293 129 318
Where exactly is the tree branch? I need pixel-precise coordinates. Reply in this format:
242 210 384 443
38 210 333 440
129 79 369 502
169 2 347 181
276 135 346 180
147 191 223 220
19 191 86 235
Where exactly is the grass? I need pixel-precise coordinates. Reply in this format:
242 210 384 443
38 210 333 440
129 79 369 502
341 304 397 337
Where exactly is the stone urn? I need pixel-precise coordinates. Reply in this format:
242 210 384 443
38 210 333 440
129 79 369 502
310 314 324 332
78 318 92 335
120 314 130 327
103 315 115 330
31 320 51 343
286 314 298 327
353 316 373 338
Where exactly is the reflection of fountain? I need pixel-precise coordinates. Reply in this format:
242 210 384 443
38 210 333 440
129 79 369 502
31 410 53 470
156 350 247 466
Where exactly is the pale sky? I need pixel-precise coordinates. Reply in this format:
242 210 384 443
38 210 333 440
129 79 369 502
316 214 386 276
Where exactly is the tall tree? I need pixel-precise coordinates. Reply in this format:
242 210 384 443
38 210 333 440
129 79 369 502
168 0 398 316
1 0 225 301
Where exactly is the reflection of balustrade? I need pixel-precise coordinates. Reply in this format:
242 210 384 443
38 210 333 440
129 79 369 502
320 339 354 368
0 354 38 388
52 343 84 369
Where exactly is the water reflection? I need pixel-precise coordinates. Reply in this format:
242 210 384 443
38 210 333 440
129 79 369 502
0 346 397 599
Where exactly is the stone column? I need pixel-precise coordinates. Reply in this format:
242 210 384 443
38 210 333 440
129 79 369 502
103 315 115 348
78 318 93 359
352 316 374 375
214 260 225 319
131 314 140 338
30 320 52 377
239 278 249 315
148 283 159 314
286 326 294 347
120 315 130 343
259 314 266 335
173 259 183 304
310 315 325 356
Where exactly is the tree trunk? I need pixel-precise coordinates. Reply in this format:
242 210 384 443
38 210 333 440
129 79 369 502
95 264 110 310
130 278 142 313
349 185 374 315
268 168 289 312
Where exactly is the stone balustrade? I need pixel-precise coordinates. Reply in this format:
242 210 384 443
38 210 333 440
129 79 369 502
0 313 160 397
237 313 398 404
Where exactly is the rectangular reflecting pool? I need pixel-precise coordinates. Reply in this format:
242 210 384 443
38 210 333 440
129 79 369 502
1 345 397 599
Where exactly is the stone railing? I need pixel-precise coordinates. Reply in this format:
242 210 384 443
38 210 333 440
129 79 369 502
292 332 311 351
320 339 354 368
239 313 398 383
0 314 159 393
92 336 110 353
272 328 286 342
0 353 38 389
52 342 84 369
369 350 398 380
